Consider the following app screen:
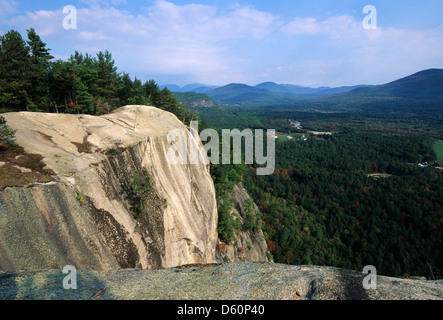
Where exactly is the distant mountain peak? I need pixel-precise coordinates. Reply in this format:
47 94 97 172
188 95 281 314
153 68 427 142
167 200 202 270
344 68 443 98
159 83 219 93
166 68 443 104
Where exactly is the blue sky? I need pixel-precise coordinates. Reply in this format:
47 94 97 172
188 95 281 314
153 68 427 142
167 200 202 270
1 0 443 87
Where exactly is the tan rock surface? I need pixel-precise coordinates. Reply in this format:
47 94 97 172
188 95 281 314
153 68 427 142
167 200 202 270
1 105 218 270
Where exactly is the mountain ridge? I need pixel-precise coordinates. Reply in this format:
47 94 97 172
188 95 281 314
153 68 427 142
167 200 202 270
338 68 443 99
162 68 443 105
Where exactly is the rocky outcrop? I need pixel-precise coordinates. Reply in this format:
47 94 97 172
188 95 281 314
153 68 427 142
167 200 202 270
216 183 269 263
1 262 442 300
0 105 218 270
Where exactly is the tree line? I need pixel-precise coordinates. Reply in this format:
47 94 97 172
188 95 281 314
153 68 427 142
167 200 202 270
0 29 195 123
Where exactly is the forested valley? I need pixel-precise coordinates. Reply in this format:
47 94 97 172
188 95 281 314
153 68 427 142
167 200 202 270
249 133 442 277
199 86 443 279
210 128 443 278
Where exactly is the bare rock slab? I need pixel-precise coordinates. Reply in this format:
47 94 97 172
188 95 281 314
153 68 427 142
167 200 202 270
1 262 442 300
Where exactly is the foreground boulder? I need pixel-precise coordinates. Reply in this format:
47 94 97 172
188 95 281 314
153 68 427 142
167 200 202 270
0 262 442 300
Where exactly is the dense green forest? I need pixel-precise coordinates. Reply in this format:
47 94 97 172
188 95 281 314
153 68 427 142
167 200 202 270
208 122 443 278
188 103 443 140
0 29 196 124
191 94 443 278
241 132 443 278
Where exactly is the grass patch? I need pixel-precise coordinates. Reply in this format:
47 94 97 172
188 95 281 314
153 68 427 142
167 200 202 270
104 146 126 155
433 140 443 162
76 189 84 205
71 134 94 153
0 144 55 190
123 170 152 220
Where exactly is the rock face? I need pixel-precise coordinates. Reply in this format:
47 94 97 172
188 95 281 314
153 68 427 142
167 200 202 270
1 262 442 300
216 183 269 263
0 105 218 270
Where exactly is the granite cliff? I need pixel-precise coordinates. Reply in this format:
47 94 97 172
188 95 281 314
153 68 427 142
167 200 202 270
0 105 218 270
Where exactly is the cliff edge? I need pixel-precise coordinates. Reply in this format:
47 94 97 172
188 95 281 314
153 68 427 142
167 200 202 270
0 105 218 270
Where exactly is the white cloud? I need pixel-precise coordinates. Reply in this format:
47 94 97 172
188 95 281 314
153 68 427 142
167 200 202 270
80 0 128 6
78 31 108 41
139 0 278 42
279 14 443 85
0 0 18 18
281 14 371 42
210 5 279 40
65 0 279 83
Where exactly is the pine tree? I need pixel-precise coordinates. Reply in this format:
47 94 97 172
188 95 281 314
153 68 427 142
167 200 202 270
26 28 54 111
0 116 16 146
144 79 160 105
117 74 148 106
95 50 119 108
74 80 95 114
132 76 149 105
48 59 75 112
26 28 53 64
0 30 32 111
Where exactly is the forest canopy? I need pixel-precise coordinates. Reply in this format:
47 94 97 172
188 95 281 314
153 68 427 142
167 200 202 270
243 131 442 278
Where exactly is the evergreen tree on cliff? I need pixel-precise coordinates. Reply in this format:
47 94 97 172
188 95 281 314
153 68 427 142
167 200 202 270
0 30 32 111
26 28 54 111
